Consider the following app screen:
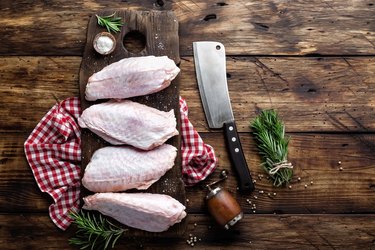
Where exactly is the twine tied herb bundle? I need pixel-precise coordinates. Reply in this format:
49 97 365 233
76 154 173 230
251 110 293 187
69 210 126 250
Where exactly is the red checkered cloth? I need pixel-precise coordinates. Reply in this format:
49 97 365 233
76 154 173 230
24 97 217 230
180 97 217 185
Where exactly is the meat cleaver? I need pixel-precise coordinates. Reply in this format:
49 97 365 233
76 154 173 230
193 41 255 193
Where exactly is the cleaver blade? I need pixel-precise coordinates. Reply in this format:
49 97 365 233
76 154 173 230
193 41 254 192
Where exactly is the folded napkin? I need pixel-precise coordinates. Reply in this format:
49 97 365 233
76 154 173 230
24 97 217 230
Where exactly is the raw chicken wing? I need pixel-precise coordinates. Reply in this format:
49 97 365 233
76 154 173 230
85 56 180 101
82 144 177 192
83 192 187 232
78 100 179 150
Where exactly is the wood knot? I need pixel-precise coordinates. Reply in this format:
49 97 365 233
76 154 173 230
155 0 164 7
203 14 217 21
253 22 269 31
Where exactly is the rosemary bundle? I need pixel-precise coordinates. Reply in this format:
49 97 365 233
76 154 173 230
96 13 124 33
69 210 126 250
251 110 293 187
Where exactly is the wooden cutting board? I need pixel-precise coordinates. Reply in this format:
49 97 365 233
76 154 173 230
78 9 186 237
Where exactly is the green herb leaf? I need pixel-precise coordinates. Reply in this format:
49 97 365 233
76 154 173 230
251 110 293 186
69 210 127 250
96 13 124 33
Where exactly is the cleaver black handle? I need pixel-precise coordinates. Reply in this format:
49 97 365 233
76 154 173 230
224 121 255 193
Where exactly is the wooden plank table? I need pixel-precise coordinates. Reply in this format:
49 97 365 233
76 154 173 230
0 0 374 249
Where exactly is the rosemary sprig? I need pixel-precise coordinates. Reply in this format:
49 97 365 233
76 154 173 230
96 13 124 33
69 210 126 250
251 110 293 187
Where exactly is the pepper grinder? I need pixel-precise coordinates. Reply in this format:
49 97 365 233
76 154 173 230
205 170 243 229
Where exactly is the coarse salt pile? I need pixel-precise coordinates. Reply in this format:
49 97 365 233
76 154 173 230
94 33 115 55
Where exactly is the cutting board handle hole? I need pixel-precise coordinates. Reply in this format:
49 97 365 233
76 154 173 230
123 30 146 54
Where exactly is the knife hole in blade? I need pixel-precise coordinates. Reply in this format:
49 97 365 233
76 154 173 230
123 31 146 53
216 45 221 50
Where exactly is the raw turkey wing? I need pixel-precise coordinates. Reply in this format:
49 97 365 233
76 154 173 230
78 100 179 150
85 56 180 101
82 144 177 192
83 192 186 232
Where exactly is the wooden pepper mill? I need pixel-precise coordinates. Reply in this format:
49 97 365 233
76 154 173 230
205 170 243 229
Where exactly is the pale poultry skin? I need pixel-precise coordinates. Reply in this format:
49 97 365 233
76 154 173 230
78 100 179 150
82 144 177 192
83 192 186 232
85 56 180 101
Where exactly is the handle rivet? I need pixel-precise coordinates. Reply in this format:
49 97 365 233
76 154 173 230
229 126 234 131
235 148 239 153
231 137 236 142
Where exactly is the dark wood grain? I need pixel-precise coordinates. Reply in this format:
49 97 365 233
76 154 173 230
78 9 185 236
2 132 374 214
0 0 374 56
189 132 375 214
1 56 374 133
0 213 374 249
1 0 375 248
